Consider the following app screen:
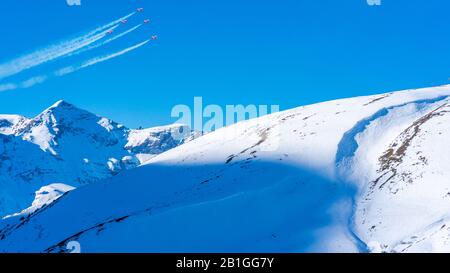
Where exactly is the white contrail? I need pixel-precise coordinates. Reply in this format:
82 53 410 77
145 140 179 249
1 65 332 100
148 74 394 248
21 76 48 88
0 26 117 80
0 12 135 80
0 40 151 92
0 76 47 92
0 83 17 92
87 12 135 36
57 39 150 76
66 24 143 58
96 24 143 48
80 39 150 69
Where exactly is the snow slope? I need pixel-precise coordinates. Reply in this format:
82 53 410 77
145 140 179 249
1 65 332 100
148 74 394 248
0 101 197 217
1 85 450 252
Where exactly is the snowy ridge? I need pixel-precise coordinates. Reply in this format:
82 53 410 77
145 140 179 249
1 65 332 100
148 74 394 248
4 183 75 220
0 115 27 135
1 85 450 252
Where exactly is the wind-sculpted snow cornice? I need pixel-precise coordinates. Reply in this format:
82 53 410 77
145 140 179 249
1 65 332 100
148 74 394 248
335 95 449 168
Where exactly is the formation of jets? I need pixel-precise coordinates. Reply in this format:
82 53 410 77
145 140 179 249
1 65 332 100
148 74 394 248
107 8 158 42
137 8 157 42
106 8 158 40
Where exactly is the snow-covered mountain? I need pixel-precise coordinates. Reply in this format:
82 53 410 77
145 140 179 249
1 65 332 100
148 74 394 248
1 85 450 253
0 115 27 135
0 100 198 217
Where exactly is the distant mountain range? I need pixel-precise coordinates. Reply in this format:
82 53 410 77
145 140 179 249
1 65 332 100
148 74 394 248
0 100 198 217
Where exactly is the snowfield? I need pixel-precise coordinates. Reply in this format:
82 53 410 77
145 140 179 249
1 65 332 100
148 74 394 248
1 85 450 252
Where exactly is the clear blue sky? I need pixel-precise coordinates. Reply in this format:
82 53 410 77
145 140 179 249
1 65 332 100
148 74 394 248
0 0 449 128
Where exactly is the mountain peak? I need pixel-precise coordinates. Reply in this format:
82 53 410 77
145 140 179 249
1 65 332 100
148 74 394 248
46 100 76 112
36 100 95 123
16 100 103 145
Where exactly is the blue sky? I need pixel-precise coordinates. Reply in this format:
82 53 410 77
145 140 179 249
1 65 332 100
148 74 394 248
0 0 449 128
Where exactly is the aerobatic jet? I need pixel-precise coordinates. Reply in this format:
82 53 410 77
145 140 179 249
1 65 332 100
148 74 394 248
121 20 128 24
151 35 158 40
137 8 144 12
107 29 114 35
144 19 151 24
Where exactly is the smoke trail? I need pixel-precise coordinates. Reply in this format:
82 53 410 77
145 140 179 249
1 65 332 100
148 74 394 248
21 76 48 88
0 83 17 93
66 24 143 58
0 76 47 92
80 39 150 69
87 12 135 36
0 40 151 92
0 12 135 80
92 24 143 49
57 39 150 76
